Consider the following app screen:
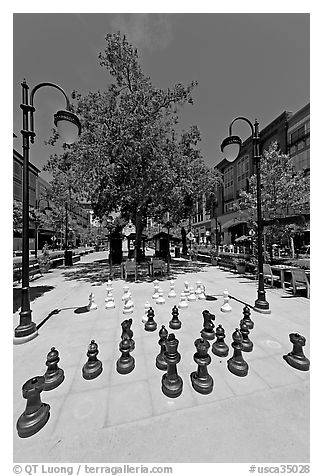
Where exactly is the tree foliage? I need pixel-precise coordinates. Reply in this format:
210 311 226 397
45 32 221 259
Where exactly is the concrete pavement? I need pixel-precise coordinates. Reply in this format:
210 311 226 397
13 252 310 463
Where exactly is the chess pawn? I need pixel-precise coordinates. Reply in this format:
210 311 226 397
198 284 206 300
43 347 65 391
220 289 232 312
162 333 183 398
152 280 160 299
239 320 253 352
283 333 310 371
227 328 249 377
178 292 188 309
156 288 166 305
183 281 190 296
121 318 135 352
156 325 169 371
123 295 133 314
169 305 182 330
87 292 98 311
188 286 197 301
82 340 103 380
16 376 50 438
195 280 203 298
168 279 176 298
145 307 157 332
212 324 229 357
201 310 216 340
116 336 135 374
142 301 151 323
241 305 254 330
106 279 113 295
105 289 115 309
190 338 213 395
122 285 131 301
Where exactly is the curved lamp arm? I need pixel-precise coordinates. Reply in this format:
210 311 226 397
228 116 255 137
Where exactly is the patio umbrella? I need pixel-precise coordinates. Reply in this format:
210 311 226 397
235 235 251 242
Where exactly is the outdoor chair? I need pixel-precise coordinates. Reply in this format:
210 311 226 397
263 263 280 287
150 259 166 277
290 268 310 298
123 260 138 281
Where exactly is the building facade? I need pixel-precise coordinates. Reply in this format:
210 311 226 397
203 103 310 246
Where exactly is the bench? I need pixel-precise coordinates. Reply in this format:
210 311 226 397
149 259 166 277
263 263 281 287
122 261 138 281
13 260 42 283
290 268 310 298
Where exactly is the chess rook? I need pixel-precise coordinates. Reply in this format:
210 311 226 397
227 328 249 377
156 325 169 371
44 347 65 391
283 333 310 371
145 307 157 332
16 376 50 438
169 305 182 330
200 310 216 340
82 340 103 380
161 333 183 398
183 281 190 296
116 336 135 374
190 338 213 395
212 324 229 357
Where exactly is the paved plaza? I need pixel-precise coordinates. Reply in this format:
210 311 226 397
13 252 310 463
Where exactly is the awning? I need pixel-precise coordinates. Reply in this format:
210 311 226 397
235 235 251 242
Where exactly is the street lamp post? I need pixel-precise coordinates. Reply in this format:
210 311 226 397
14 80 81 344
221 117 270 314
106 215 114 278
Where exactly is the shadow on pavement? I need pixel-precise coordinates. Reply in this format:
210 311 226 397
74 306 90 314
13 285 55 313
60 259 212 284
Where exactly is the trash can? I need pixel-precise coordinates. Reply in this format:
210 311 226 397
175 246 180 258
65 250 73 266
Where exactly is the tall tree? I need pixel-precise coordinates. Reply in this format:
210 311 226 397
46 32 220 260
235 142 310 259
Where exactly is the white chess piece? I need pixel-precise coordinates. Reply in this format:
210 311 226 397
188 285 197 301
152 280 160 299
106 279 113 292
168 279 176 298
123 295 133 314
156 288 165 305
183 281 190 296
198 284 206 300
127 292 135 310
142 301 151 323
122 285 131 301
105 289 115 309
195 280 202 298
87 292 98 311
178 291 188 309
221 289 232 312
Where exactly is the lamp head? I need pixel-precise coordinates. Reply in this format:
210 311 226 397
54 110 81 145
220 135 242 163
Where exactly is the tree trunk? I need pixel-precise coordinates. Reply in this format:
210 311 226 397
134 208 145 263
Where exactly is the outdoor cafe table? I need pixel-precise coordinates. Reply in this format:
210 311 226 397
271 265 310 289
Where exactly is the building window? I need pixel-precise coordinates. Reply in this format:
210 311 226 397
224 166 234 198
237 155 249 185
298 141 305 151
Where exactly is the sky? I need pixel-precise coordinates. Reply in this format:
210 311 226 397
12 12 310 182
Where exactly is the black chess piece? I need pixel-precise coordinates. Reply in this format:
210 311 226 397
82 340 103 380
239 321 253 352
43 347 65 391
227 328 249 377
212 324 229 357
145 307 157 332
161 333 183 398
169 305 182 330
116 336 135 374
241 305 254 330
121 319 135 352
16 376 50 438
283 333 310 371
200 310 216 340
156 325 169 371
190 338 214 395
